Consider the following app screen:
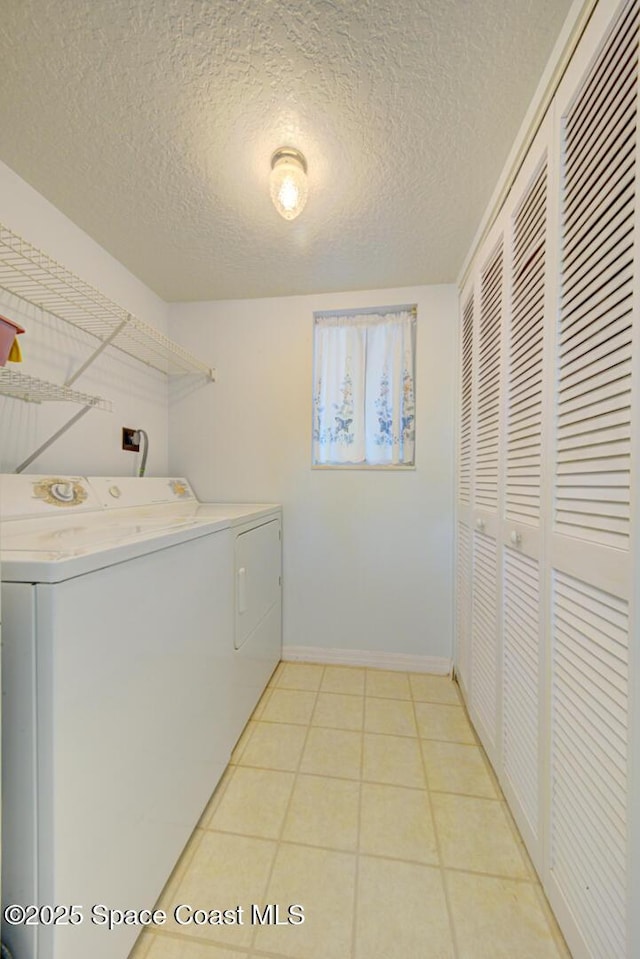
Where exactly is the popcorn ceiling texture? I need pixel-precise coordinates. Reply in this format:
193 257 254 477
0 0 572 301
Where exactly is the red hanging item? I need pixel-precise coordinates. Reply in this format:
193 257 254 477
0 314 25 365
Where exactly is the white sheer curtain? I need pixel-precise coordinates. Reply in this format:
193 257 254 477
313 320 367 464
313 309 416 466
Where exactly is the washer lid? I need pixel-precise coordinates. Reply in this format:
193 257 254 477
0 512 231 583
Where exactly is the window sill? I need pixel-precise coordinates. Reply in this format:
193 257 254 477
311 463 416 471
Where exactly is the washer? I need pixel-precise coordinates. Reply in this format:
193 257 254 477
0 475 281 959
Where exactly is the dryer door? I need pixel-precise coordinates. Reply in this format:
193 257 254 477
235 518 281 651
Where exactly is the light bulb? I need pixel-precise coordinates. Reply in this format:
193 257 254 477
270 148 308 220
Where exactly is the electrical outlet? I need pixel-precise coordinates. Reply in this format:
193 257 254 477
122 427 140 452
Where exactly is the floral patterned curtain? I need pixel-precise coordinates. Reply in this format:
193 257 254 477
313 309 416 466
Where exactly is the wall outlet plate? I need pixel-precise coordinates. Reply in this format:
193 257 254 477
122 427 140 452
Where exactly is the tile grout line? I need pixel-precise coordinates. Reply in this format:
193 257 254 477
428 677 570 957
247 663 327 955
531 883 574 959
201 806 542 878
411 681 462 959
253 716 483 745
136 731 251 956
134 667 305 957
497 795 545 884
139 666 487 959
349 685 367 959
448 695 541 885
149 925 256 956
155 661 303 958
149 665 568 958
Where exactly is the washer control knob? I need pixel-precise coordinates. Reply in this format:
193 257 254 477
109 485 122 498
50 482 74 502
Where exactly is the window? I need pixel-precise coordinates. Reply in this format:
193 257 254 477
312 306 416 467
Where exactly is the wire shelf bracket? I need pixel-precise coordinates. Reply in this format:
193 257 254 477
0 223 216 381
0 369 113 473
0 222 216 471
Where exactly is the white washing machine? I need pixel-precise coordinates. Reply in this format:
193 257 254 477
0 475 281 959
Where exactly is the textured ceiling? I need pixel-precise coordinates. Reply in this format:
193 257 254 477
0 0 573 301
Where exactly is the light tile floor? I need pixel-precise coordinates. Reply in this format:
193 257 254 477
129 662 571 959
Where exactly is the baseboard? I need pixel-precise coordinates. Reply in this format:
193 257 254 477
282 645 452 675
451 664 470 705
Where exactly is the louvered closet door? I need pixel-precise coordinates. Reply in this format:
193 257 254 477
548 3 638 957
455 287 475 695
500 126 551 869
470 231 504 758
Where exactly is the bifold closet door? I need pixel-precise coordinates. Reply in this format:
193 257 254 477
500 121 551 870
469 229 505 763
547 2 639 957
454 289 475 696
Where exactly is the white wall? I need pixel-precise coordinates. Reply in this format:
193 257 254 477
0 158 458 664
169 284 458 664
0 162 169 476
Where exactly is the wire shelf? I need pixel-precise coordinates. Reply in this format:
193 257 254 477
0 223 215 379
0 368 112 410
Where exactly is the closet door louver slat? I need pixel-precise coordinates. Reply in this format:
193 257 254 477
549 4 639 956
458 294 474 507
498 147 549 860
471 532 498 747
502 548 540 837
475 245 503 513
507 163 547 525
551 572 629 959
564 96 635 227
565 173 634 254
555 0 638 552
563 1 637 141
455 522 472 689
457 2 640 956
456 287 474 695
561 307 632 363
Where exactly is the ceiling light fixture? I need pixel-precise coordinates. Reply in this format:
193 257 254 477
270 147 308 221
